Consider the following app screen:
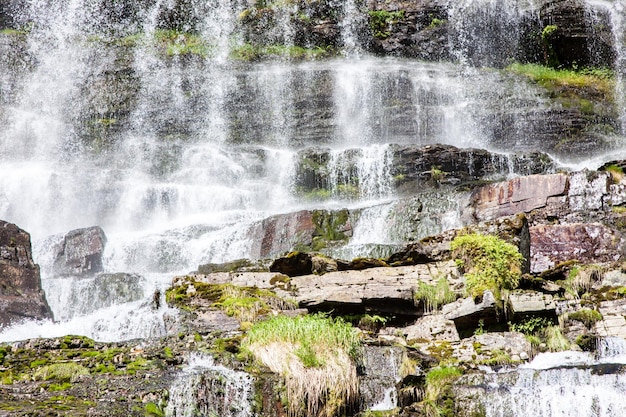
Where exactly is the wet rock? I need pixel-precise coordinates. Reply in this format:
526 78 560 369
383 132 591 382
248 209 352 258
360 345 406 410
539 0 615 68
0 220 53 327
50 273 145 321
197 258 271 274
52 226 107 277
530 223 623 273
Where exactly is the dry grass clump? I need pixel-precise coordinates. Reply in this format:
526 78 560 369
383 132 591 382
242 314 361 417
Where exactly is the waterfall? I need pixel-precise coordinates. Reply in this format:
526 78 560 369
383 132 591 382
165 354 254 417
586 0 626 134
459 340 626 417
0 0 619 344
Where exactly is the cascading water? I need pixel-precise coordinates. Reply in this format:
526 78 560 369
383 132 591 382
586 0 626 134
0 0 623 343
459 338 626 417
165 354 254 417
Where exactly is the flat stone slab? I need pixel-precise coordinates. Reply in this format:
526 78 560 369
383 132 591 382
469 173 568 221
507 291 556 316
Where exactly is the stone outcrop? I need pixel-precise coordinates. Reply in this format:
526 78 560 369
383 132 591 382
247 209 353 258
52 226 107 277
0 220 53 327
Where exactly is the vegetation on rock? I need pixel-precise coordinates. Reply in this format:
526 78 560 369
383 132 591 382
241 313 361 417
451 233 523 299
414 277 457 313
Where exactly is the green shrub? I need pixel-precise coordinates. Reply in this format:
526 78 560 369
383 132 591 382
508 316 554 335
451 233 523 298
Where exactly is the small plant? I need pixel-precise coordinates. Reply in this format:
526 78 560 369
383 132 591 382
415 278 457 313
424 366 462 408
451 233 523 299
544 325 571 352
604 164 624 183
508 316 554 335
145 402 165 417
368 10 405 39
473 319 485 336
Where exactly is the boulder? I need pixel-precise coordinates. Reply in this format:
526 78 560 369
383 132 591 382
596 299 626 339
530 223 623 273
248 209 352 258
389 213 530 273
290 261 461 315
52 226 107 277
0 220 53 327
404 315 460 343
442 291 497 333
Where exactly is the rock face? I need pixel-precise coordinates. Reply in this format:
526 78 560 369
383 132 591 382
52 226 107 277
0 220 53 327
248 209 353 258
530 223 624 273
467 173 568 222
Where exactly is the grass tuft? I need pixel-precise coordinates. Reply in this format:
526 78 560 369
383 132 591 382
242 313 361 417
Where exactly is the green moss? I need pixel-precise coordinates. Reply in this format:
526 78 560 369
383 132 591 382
451 233 523 299
230 43 332 61
507 63 614 98
575 334 597 351
568 309 603 328
47 382 72 391
166 280 295 320
34 363 90 382
145 402 166 417
480 349 517 366
368 10 405 39
425 341 454 364
428 17 446 29
424 366 462 403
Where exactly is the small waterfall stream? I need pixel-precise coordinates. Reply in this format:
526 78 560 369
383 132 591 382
458 338 626 417
165 354 254 417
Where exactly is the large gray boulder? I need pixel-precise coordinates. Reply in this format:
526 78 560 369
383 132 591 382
52 226 107 277
0 220 53 327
